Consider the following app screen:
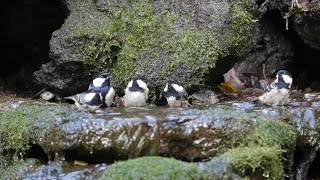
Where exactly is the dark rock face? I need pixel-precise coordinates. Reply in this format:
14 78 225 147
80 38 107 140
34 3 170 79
266 0 320 51
0 0 68 89
233 17 294 82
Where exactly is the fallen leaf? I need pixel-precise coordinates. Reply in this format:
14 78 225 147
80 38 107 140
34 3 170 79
218 82 238 94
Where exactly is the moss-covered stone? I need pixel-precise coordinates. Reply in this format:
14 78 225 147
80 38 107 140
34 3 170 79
101 156 214 180
67 0 256 89
222 146 283 179
0 104 76 168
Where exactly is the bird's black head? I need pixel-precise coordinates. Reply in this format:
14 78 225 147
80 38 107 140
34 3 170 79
95 72 112 79
167 79 177 85
270 70 293 89
132 75 141 82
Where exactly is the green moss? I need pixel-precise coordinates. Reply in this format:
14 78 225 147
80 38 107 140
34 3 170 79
0 104 74 168
224 117 297 179
69 0 255 88
222 146 283 179
246 118 297 148
0 160 25 179
101 156 214 180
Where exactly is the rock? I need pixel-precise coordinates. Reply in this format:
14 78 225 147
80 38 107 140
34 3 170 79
3 98 320 178
190 90 219 106
37 107 253 162
33 0 257 95
262 0 320 51
198 157 242 179
233 17 294 84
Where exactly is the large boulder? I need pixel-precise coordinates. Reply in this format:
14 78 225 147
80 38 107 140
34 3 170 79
33 0 257 95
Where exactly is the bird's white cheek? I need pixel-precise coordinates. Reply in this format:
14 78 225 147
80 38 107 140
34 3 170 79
93 78 105 87
137 80 148 89
164 84 168 92
172 84 184 92
282 74 293 87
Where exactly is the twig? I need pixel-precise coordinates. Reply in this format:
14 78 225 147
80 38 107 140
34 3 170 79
262 64 271 84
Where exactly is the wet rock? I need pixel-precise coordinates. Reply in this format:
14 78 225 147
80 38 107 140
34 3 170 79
33 0 257 94
198 157 241 179
3 98 320 178
21 162 107 180
190 90 218 106
36 107 253 162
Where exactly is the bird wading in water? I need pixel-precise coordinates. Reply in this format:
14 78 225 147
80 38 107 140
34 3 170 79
124 75 149 107
88 72 115 108
64 88 104 112
257 70 293 106
164 79 189 107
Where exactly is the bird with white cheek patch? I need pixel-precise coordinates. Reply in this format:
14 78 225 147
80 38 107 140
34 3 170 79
258 70 293 106
164 79 189 107
89 72 115 108
64 88 103 112
124 75 149 107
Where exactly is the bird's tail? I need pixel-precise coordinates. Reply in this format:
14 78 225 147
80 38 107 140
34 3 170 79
249 96 262 104
64 95 79 103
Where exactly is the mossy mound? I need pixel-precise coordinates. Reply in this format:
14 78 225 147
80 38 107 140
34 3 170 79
101 156 214 179
220 115 297 179
67 0 256 89
222 146 283 179
0 104 76 168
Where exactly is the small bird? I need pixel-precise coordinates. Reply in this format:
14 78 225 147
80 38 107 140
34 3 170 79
164 79 189 107
89 72 115 108
64 88 103 112
257 70 293 106
123 75 149 107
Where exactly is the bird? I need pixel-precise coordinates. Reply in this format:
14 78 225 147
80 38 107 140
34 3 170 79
257 70 293 106
123 75 149 107
89 72 115 108
64 88 104 112
164 79 189 107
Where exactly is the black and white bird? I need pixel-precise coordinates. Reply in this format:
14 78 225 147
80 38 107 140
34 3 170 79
64 88 103 112
257 70 293 106
164 79 189 107
123 75 149 107
88 72 115 108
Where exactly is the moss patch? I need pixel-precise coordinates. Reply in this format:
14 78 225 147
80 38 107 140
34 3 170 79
102 156 214 179
69 0 256 88
222 146 283 179
0 104 74 168
221 115 297 179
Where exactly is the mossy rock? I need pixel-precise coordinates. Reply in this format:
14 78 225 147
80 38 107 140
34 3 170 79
101 156 214 180
222 146 284 179
35 0 257 94
219 113 297 179
0 104 78 168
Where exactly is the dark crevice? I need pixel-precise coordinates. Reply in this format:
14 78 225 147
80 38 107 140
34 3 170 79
0 0 69 93
64 149 128 164
25 144 49 164
307 148 320 179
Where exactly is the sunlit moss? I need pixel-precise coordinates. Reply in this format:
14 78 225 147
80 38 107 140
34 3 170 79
102 156 214 179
